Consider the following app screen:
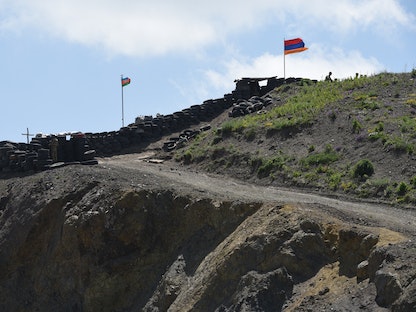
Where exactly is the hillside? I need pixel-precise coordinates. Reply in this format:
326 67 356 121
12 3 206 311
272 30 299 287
171 71 416 206
0 72 416 311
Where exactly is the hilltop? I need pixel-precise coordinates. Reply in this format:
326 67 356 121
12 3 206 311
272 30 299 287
168 71 416 206
0 71 415 311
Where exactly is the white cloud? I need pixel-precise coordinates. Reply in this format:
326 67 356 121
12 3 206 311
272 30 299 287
203 46 384 94
0 0 414 57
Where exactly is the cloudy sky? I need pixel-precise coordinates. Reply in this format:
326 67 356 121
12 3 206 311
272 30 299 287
1 0 415 142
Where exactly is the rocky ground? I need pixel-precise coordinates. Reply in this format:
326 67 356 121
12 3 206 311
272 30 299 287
0 154 415 311
0 72 415 311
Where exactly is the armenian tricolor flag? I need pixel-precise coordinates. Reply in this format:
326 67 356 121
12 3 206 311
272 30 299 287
121 77 131 87
284 38 308 55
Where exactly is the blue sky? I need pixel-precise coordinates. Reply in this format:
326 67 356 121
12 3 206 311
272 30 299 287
1 0 415 143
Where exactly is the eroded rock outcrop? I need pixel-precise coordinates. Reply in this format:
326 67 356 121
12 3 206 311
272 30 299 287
0 167 414 311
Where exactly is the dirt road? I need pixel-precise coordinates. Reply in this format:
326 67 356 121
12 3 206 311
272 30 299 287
100 153 416 237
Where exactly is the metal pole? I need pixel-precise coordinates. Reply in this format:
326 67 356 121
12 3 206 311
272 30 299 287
121 74 124 127
283 38 286 80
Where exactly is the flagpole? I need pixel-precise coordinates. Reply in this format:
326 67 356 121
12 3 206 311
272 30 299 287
121 74 124 128
283 38 286 80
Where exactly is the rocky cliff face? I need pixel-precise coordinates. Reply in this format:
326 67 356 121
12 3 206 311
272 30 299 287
0 165 415 311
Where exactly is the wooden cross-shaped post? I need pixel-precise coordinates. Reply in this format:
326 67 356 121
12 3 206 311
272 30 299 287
21 128 34 144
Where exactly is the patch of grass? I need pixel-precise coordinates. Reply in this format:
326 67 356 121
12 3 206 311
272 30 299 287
384 136 414 154
368 122 387 142
224 81 343 135
352 119 363 134
357 178 391 197
354 94 380 110
328 172 342 190
300 144 339 167
176 145 207 164
244 128 256 141
219 122 235 136
252 153 293 179
406 98 416 108
340 181 357 193
257 155 288 178
341 75 371 90
398 116 416 134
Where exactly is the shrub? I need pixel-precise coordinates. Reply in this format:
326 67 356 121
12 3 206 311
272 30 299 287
352 159 374 179
328 172 342 190
397 182 409 196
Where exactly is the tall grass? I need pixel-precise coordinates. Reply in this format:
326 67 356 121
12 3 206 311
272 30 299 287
221 81 343 134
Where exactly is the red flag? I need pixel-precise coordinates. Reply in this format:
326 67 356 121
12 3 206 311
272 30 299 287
121 77 131 87
284 38 308 55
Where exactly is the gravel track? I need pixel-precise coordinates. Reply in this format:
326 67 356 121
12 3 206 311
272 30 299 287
100 154 416 237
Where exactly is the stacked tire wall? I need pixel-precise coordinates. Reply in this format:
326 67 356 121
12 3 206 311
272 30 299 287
86 77 294 156
0 134 96 173
1 77 308 173
86 95 235 156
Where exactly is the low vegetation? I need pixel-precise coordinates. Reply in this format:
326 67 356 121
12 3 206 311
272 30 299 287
175 71 416 205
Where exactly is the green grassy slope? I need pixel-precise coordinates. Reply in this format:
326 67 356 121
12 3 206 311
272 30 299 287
174 71 416 206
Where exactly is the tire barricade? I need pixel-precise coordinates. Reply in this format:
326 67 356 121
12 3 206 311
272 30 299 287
0 133 97 173
86 95 234 156
228 96 274 118
1 77 307 174
84 78 283 157
162 125 212 152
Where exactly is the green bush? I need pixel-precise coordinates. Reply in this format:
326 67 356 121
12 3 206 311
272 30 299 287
352 159 374 179
397 181 409 196
396 182 410 196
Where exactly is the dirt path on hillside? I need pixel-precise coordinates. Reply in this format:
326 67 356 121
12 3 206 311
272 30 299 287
99 153 416 238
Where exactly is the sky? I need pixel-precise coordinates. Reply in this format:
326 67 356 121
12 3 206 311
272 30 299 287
1 0 415 143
